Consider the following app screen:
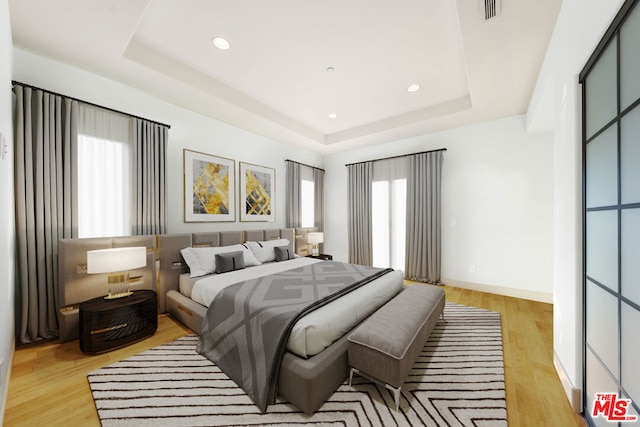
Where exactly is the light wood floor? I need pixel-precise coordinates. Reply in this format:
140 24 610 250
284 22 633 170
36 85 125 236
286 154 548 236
4 285 586 426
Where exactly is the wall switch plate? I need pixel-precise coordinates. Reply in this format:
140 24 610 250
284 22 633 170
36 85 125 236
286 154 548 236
0 132 6 160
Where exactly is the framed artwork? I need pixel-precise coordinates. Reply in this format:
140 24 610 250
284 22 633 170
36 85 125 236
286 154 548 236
239 162 275 222
184 149 235 222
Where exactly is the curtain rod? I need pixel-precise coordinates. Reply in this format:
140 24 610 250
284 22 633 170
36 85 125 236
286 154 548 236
344 148 447 167
285 159 325 172
12 80 171 129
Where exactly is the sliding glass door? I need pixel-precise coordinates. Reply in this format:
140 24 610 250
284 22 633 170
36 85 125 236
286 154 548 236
371 158 407 271
581 0 640 424
371 178 406 270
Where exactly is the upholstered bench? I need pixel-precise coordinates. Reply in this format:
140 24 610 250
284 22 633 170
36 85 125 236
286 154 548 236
347 284 446 409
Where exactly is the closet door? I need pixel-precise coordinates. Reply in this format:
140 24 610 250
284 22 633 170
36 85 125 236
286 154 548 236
582 1 640 425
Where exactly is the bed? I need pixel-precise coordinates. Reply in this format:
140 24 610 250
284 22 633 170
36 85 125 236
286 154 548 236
157 228 404 413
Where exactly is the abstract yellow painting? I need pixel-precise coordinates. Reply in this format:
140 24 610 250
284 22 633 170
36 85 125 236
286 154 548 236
240 162 275 222
184 150 235 222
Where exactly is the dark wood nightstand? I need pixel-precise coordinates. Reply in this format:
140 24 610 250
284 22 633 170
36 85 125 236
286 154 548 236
306 253 333 260
79 289 158 354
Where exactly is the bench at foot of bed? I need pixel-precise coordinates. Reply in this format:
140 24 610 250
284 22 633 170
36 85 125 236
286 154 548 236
347 284 446 410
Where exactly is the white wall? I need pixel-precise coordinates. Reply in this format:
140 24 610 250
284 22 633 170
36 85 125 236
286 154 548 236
12 48 323 234
0 0 14 421
324 115 554 301
527 0 625 409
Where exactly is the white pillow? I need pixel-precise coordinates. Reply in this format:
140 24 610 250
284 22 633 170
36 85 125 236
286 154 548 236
246 239 291 263
181 244 261 278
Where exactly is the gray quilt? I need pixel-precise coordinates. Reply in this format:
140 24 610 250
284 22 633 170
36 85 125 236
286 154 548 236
196 260 393 412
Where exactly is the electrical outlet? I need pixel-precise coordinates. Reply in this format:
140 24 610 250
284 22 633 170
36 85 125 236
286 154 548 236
469 264 476 273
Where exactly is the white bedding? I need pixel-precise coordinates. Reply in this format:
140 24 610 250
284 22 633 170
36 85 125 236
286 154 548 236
185 258 404 358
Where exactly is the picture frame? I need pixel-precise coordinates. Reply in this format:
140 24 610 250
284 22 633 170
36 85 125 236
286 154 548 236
184 149 236 222
239 162 275 222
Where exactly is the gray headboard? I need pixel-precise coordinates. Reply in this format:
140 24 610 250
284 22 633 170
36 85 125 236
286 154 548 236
157 228 297 314
58 235 156 342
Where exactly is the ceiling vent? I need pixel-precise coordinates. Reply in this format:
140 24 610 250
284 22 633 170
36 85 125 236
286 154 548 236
480 0 502 20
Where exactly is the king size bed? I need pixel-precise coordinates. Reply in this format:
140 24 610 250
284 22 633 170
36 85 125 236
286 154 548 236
157 228 404 413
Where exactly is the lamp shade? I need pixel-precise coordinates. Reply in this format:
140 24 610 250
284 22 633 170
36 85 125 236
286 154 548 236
307 232 324 245
87 247 147 274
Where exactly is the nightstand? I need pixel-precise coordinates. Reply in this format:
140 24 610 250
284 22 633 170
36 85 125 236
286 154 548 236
79 289 158 354
306 253 333 260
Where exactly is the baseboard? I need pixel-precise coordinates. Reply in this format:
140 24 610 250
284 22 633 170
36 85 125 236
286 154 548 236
554 353 582 413
0 346 15 423
440 278 553 304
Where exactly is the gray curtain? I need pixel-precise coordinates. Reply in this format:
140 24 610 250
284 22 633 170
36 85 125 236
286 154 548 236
285 160 301 228
405 150 443 283
347 162 373 265
132 118 168 235
14 85 78 344
313 167 324 230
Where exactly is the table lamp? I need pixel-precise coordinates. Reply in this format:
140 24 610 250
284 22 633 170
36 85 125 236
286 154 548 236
87 247 146 299
307 232 323 255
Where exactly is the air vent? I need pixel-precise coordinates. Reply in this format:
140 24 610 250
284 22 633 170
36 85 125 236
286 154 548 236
480 0 501 20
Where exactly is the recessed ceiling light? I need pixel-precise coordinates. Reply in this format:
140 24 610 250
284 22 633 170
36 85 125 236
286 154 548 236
407 84 421 93
326 67 335 72
212 36 231 50
328 113 338 119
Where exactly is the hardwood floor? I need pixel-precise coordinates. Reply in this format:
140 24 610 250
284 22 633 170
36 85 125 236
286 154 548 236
433 284 587 427
4 285 586 426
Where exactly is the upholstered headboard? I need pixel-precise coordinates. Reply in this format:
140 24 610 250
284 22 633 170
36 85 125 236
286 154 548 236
157 228 296 314
58 235 156 342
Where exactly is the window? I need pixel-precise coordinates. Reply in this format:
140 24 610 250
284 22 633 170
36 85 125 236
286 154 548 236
301 179 315 227
286 159 324 229
300 165 316 227
77 105 132 238
371 158 407 271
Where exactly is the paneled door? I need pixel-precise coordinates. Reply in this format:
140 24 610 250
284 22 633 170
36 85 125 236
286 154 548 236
581 0 640 425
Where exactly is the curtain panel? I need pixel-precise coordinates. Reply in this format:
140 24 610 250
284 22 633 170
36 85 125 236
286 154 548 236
405 150 443 283
132 118 168 235
14 85 78 344
285 160 301 228
313 167 324 230
347 162 373 266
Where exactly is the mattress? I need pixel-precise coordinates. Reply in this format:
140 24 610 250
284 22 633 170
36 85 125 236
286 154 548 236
182 257 404 358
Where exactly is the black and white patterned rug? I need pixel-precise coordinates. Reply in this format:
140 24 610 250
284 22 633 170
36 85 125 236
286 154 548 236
88 302 507 426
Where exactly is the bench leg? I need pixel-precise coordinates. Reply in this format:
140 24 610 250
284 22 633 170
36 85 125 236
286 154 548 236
349 367 359 387
385 383 401 411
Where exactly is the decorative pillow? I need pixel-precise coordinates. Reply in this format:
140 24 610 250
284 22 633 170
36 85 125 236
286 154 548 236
215 251 245 274
232 244 260 268
181 244 261 278
180 247 218 278
246 239 291 263
274 245 295 262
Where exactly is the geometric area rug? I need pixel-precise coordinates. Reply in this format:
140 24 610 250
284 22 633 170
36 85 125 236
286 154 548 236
88 302 507 426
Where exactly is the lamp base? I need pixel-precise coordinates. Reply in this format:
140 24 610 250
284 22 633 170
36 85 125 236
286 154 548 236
104 291 133 300
105 272 133 299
